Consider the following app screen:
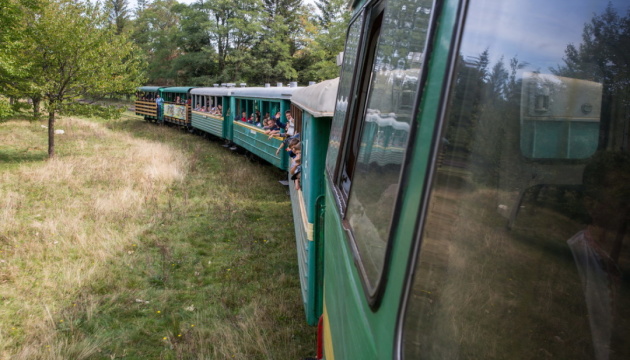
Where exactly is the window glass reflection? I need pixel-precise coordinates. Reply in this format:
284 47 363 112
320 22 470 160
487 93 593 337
345 0 434 288
326 15 364 175
403 0 630 358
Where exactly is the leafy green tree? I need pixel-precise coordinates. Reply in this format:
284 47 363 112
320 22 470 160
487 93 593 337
552 3 630 151
132 0 181 84
0 0 38 102
169 2 218 85
21 0 145 157
106 0 131 35
250 13 297 83
297 0 349 82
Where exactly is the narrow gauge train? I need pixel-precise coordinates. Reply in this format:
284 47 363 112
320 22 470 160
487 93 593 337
135 0 630 357
135 83 302 170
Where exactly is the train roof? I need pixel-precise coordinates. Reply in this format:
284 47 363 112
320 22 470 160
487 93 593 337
161 87 196 94
138 86 162 92
230 86 301 100
291 78 339 118
190 87 234 96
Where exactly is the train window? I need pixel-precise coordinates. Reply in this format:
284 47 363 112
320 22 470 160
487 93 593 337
290 103 303 135
343 0 435 295
326 13 365 188
401 0 630 358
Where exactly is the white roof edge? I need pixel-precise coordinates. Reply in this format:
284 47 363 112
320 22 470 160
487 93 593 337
291 78 339 118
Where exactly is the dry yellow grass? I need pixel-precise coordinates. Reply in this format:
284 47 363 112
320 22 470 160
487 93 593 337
0 116 187 358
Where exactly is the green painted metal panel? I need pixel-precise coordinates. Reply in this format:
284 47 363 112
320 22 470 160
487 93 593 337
191 112 224 137
226 97 236 141
323 186 378 359
289 173 319 325
303 114 333 224
289 113 332 326
232 122 289 170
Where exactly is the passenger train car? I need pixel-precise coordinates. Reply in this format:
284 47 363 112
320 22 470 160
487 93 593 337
133 0 630 358
313 0 630 359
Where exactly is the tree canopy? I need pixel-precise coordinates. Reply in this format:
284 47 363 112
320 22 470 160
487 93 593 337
130 0 350 86
1 0 146 157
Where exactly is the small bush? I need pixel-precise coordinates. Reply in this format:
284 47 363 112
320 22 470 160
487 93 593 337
0 98 12 119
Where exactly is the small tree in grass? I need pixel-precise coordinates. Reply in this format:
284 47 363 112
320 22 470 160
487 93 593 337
23 0 145 158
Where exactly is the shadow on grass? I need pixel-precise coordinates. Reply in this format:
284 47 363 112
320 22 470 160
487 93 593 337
0 149 47 165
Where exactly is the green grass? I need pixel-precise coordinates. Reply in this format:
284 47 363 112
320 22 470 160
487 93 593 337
0 113 314 359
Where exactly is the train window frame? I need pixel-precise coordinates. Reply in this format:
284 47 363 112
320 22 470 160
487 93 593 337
290 103 303 135
335 0 439 307
394 0 466 355
338 4 386 201
326 8 368 216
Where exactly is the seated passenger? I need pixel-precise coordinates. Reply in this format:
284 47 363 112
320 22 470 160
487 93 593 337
194 105 201 111
241 111 247 122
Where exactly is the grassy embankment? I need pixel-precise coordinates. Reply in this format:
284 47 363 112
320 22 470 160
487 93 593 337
0 112 313 359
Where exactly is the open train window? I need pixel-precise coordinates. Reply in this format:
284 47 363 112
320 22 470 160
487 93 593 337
338 0 436 302
290 103 303 135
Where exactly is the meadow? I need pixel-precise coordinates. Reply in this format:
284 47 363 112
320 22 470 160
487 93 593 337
0 112 313 359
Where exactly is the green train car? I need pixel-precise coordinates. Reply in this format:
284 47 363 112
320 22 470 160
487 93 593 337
230 86 301 170
190 87 232 139
312 0 630 359
134 86 163 122
160 87 195 127
289 78 339 325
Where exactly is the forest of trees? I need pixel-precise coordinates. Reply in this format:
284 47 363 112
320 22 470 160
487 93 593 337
122 0 350 86
0 0 350 156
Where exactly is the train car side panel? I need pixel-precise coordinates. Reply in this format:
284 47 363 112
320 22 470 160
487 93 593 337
191 112 224 137
232 122 289 170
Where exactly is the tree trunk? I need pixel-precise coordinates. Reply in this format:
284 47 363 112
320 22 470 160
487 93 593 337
48 110 55 158
32 97 41 119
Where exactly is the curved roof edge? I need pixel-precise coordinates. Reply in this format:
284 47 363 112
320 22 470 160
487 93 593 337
138 86 162 92
161 87 196 93
190 87 234 96
230 86 301 99
291 78 339 118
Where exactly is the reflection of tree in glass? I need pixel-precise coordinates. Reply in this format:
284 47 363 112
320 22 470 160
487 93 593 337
551 4 630 151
